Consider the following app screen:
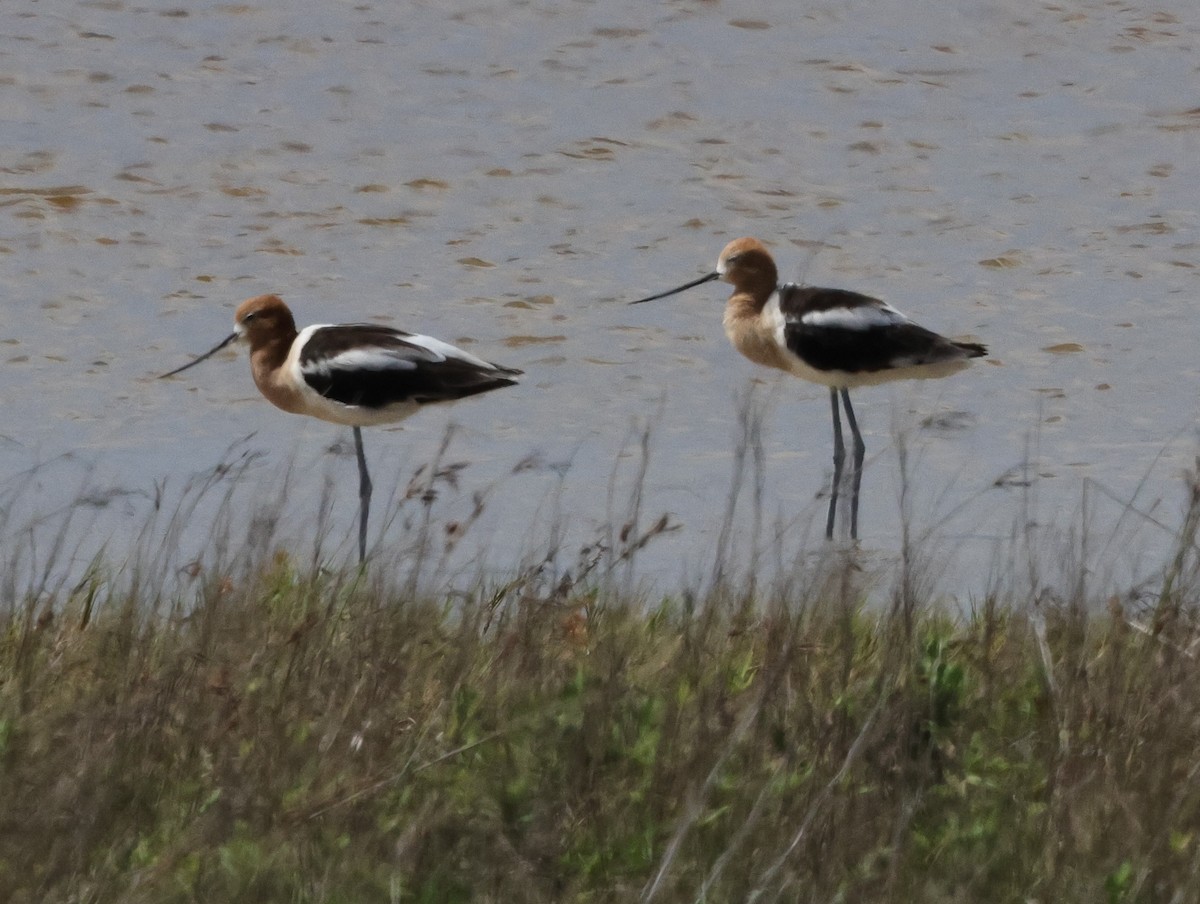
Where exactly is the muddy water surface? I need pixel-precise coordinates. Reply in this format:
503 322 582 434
2 0 1198 597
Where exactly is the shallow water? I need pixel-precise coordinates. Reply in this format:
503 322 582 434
2 0 1198 599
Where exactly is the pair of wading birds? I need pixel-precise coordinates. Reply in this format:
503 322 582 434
163 238 987 562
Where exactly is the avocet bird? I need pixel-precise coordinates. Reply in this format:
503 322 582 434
161 294 520 563
631 237 986 540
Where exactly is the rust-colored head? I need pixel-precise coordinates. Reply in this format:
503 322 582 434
630 236 779 306
233 294 298 351
714 237 778 297
160 294 298 379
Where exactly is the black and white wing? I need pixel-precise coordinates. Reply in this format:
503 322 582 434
780 286 984 375
297 324 520 410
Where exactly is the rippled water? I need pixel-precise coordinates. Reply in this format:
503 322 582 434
3 0 1198 597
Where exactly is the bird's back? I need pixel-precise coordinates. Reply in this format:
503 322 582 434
776 284 986 387
294 323 519 418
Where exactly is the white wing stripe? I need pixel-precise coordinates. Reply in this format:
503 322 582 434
404 333 497 370
316 348 420 371
800 304 909 330
294 329 499 375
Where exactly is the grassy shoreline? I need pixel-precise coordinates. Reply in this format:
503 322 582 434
4 508 1200 904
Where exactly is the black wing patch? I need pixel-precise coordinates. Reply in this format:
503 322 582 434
779 285 984 374
299 324 519 409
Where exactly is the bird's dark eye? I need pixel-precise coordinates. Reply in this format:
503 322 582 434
242 312 257 323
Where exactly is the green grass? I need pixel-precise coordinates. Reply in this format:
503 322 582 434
4 435 1200 903
4 534 1200 904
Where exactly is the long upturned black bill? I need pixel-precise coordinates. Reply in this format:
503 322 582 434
159 332 239 379
629 270 720 304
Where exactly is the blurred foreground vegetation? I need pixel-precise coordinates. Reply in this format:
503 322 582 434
4 532 1200 904
4 437 1200 903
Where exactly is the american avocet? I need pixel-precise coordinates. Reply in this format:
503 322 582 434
161 294 520 563
632 237 986 540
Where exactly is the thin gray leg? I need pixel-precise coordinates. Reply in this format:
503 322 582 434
826 388 844 539
353 426 372 564
839 389 865 540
